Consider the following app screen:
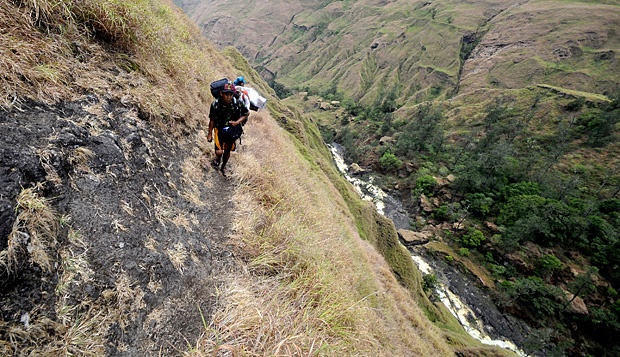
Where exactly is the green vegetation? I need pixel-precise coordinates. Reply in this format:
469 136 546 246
318 89 620 356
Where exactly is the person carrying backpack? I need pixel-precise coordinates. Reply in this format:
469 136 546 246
234 76 251 110
207 81 249 176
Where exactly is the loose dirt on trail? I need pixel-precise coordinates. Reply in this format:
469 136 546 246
0 96 236 356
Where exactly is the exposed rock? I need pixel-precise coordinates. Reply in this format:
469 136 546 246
379 136 394 146
564 291 589 314
596 50 615 61
405 162 416 173
505 242 542 272
330 101 340 106
419 194 434 212
397 229 432 246
349 163 365 175
435 176 450 186
484 221 501 233
453 222 466 231
319 102 332 110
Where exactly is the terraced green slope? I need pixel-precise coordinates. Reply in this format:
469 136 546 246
175 0 620 107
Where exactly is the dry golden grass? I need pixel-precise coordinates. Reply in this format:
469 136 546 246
0 183 59 274
69 147 96 174
0 0 233 136
0 218 129 356
189 110 455 355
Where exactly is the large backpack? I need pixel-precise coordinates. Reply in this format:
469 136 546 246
210 78 230 99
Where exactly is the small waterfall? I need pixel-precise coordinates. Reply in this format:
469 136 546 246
328 143 527 356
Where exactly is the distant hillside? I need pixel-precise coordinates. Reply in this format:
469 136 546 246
174 0 619 107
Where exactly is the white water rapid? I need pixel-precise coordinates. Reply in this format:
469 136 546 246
328 144 526 356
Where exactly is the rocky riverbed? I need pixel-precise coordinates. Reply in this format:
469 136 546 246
329 143 544 356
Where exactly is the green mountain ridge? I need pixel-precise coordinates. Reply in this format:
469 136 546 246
175 0 620 107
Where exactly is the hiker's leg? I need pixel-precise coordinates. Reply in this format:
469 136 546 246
213 129 224 161
211 141 223 168
221 147 231 170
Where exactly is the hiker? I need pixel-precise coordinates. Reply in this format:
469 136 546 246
234 76 251 110
207 82 249 176
234 76 267 111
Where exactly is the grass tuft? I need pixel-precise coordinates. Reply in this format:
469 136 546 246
0 183 58 274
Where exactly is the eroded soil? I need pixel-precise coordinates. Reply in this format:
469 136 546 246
0 96 235 356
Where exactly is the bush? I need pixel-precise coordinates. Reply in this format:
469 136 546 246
415 175 437 196
466 192 494 217
460 228 485 248
379 151 402 171
500 182 541 202
536 254 564 280
422 274 438 292
501 277 566 322
600 199 620 214
432 204 450 221
498 194 546 226
489 264 507 277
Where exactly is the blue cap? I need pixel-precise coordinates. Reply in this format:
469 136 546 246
234 76 245 85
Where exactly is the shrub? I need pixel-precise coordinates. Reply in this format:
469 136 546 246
500 182 541 202
466 192 494 217
497 194 546 226
460 228 485 248
432 204 450 221
489 264 507 277
600 199 620 214
415 175 437 196
501 277 566 322
422 274 438 292
536 254 564 280
379 151 402 171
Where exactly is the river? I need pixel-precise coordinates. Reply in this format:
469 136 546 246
328 143 531 356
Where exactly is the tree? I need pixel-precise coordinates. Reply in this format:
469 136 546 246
498 194 546 226
415 175 437 196
394 103 444 158
460 228 485 248
379 151 402 172
565 266 598 310
466 192 494 217
501 277 566 322
537 254 564 282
